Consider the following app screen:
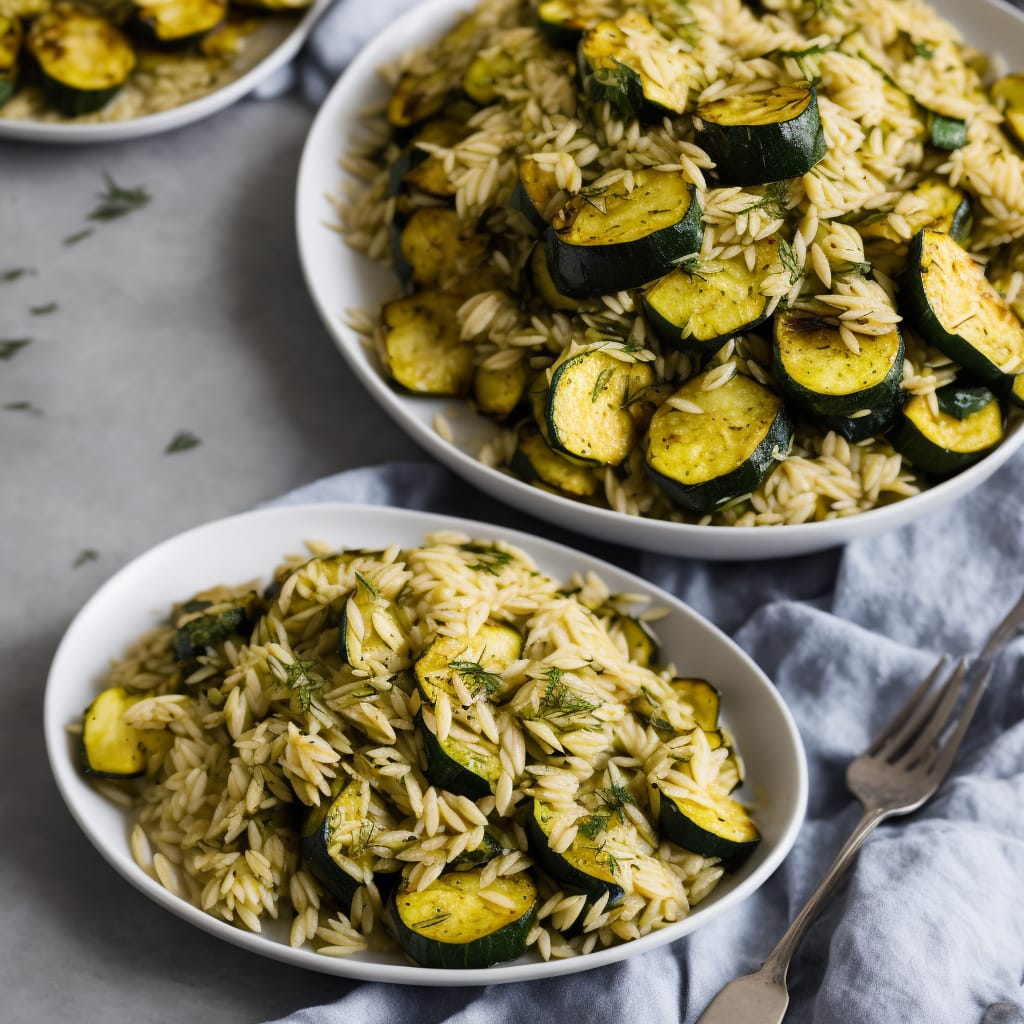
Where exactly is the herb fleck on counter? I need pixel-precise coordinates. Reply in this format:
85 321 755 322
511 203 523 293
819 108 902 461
0 338 31 360
73 549 99 568
30 302 58 316
4 401 43 415
89 174 151 221
64 229 94 246
2 268 35 282
165 431 201 454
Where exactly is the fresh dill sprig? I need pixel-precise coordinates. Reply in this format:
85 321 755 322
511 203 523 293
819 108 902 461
285 658 324 712
742 179 791 220
354 570 379 600
351 821 378 857
598 783 637 820
464 543 514 575
591 366 615 403
415 912 452 929
578 813 610 841
536 668 601 720
449 658 504 697
779 239 804 285
89 173 152 222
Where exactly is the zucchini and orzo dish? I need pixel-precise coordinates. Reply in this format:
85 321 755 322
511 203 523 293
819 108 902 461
337 0 1024 527
75 533 758 968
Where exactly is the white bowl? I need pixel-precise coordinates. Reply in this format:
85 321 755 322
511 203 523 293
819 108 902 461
295 0 1024 561
0 0 330 144
44 502 807 985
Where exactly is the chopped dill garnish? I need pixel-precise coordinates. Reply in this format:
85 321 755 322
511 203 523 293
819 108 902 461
354 570 379 600
449 658 504 696
89 173 152 222
599 783 637 820
779 238 803 285
578 813 610 841
912 40 934 59
465 543 513 575
165 431 201 454
537 668 601 720
415 912 452 929
671 253 707 275
351 821 378 857
285 658 324 712
591 366 615 402
742 179 791 220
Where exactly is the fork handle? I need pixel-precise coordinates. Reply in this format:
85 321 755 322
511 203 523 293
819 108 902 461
760 806 888 986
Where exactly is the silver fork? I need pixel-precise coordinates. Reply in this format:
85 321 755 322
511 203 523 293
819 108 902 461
695 591 1024 1024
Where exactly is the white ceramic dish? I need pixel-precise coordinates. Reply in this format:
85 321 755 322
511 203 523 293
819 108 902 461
0 0 329 144
295 0 1024 561
44 502 807 985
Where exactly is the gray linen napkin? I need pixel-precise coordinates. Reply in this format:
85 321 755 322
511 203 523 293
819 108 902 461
261 457 1024 1024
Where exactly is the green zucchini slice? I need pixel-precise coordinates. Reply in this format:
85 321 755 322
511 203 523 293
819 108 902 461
544 348 655 466
614 614 658 668
545 172 703 297
695 82 827 186
536 0 602 48
473 360 528 420
81 687 148 779
580 11 695 117
901 229 1024 382
462 49 517 106
644 372 793 514
525 800 625 906
172 591 258 660
339 575 408 673
891 384 1004 476
26 5 136 117
772 311 904 440
654 787 760 871
859 176 972 246
414 624 523 705
925 111 967 151
0 15 22 106
633 677 721 733
419 713 501 799
511 423 601 497
133 0 226 47
528 242 582 313
301 780 396 912
394 206 484 289
991 73 1024 148
642 238 780 353
509 156 562 232
389 868 537 969
382 290 475 397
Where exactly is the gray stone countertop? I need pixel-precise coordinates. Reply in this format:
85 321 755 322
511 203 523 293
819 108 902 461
1 93 412 1023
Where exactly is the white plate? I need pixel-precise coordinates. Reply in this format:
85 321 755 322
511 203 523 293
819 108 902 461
295 0 1024 561
44 502 807 985
0 0 330 144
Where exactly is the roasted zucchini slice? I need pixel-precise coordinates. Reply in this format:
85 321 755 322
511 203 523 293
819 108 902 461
473 360 528 420
414 623 523 705
654 786 760 871
172 591 259 660
389 868 538 969
632 677 721 733
772 311 904 441
338 574 408 673
26 4 136 117
901 229 1024 382
419 712 502 799
580 11 695 117
991 73 1024 148
925 110 967 151
462 48 517 105
642 238 780 353
301 779 397 912
536 0 603 48
525 799 625 906
382 290 475 397
509 156 562 231
395 206 484 289
644 372 793 514
613 614 659 668
695 81 827 186
859 176 972 247
986 237 1024 324
133 0 226 47
545 172 703 297
0 14 21 105
528 241 582 313
511 423 601 497
891 383 1004 477
81 687 149 779
544 347 655 466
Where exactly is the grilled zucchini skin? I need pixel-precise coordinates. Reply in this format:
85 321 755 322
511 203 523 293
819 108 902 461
132 0 226 47
891 384 1004 477
644 372 794 514
418 713 501 800
0 15 21 105
695 82 827 186
901 229 1024 383
511 423 601 497
544 173 703 297
772 312 905 440
653 786 760 872
26 4 136 116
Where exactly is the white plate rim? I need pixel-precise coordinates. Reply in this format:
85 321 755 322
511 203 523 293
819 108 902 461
0 0 331 144
44 501 808 985
295 0 1024 562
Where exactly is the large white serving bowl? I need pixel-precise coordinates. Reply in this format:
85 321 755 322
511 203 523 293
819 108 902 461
0 0 331 144
44 502 807 985
295 0 1024 561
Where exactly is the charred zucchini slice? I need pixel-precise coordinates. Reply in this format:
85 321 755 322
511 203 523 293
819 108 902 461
133 0 226 47
414 624 523 705
545 172 702 297
389 868 537 969
901 229 1024 382
26 5 136 116
511 424 601 497
654 787 760 871
544 347 655 466
301 780 397 912
644 372 793 514
991 73 1024 148
419 712 502 799
642 238 780 353
772 312 904 441
382 290 475 397
695 81 827 186
172 591 258 660
0 15 21 105
891 383 1003 477
525 799 625 906
395 206 484 289
81 687 148 779
580 11 695 117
